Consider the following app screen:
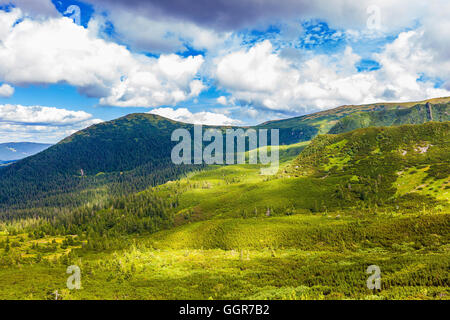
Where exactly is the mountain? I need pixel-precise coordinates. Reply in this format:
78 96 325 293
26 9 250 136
0 120 448 300
288 121 449 209
0 142 51 161
0 110 314 208
142 122 448 250
259 97 450 144
147 121 449 224
328 102 449 134
0 98 449 209
0 114 201 208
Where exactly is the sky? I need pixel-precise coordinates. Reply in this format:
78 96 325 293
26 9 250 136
0 0 449 143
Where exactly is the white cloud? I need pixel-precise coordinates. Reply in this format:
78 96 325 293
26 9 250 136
0 84 14 98
96 10 231 54
403 2 450 90
214 39 450 116
300 0 427 33
216 96 228 105
1 0 450 126
0 104 96 124
0 7 21 39
0 122 99 143
0 104 103 143
149 107 241 126
0 9 206 107
99 55 206 107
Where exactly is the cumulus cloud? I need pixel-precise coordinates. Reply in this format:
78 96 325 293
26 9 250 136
0 7 21 39
0 84 14 98
149 107 241 126
406 1 450 90
214 39 450 116
0 9 206 107
94 10 231 54
0 104 97 125
0 104 102 143
1 0 450 128
0 122 100 143
99 55 206 107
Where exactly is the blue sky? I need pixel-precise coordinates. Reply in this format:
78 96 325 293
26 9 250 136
0 0 449 143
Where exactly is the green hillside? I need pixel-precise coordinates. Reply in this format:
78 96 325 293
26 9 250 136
329 103 450 134
288 121 449 208
0 121 448 300
0 112 299 209
0 99 448 300
1 98 449 210
0 114 201 208
1 96 449 207
146 122 449 223
260 98 450 144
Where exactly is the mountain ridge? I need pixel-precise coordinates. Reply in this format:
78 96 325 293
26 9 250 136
1 97 449 209
258 96 450 126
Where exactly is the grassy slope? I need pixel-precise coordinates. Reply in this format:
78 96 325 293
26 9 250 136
289 121 449 199
259 97 450 130
1 98 449 211
329 103 450 134
0 122 448 300
151 122 449 223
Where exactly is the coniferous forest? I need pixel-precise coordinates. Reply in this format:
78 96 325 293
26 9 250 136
0 100 448 300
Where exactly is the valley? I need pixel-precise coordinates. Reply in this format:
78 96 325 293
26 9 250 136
0 106 448 299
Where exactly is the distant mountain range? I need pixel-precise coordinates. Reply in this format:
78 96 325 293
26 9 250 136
0 97 448 208
0 142 52 162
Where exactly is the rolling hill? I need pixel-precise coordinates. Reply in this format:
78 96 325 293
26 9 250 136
328 102 449 134
0 98 449 210
144 121 449 225
260 97 450 143
0 121 447 300
0 114 201 208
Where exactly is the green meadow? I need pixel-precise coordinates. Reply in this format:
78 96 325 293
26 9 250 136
0 211 448 300
0 122 448 300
